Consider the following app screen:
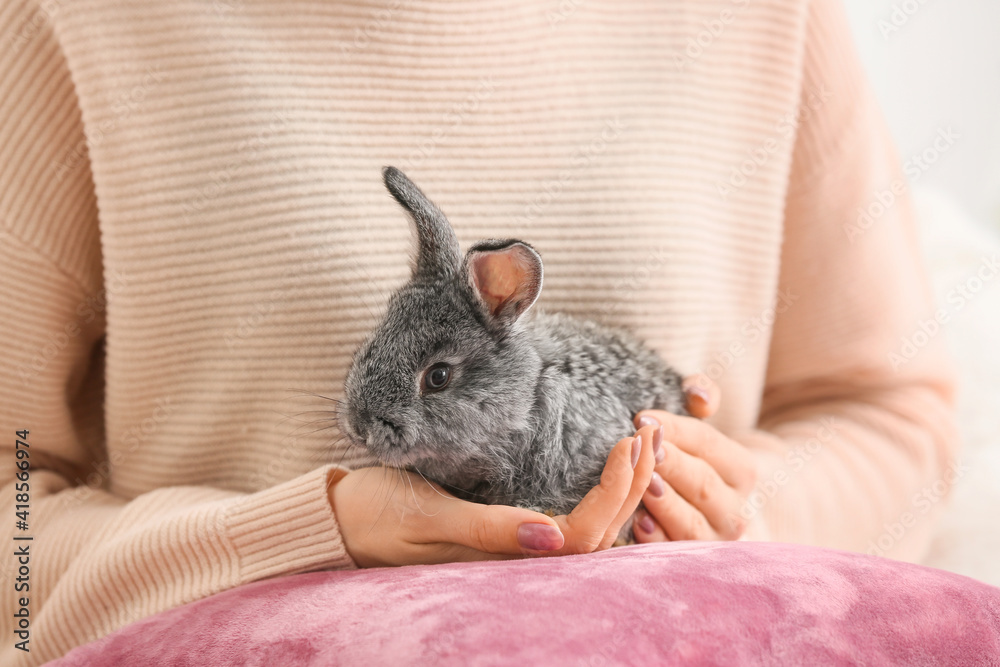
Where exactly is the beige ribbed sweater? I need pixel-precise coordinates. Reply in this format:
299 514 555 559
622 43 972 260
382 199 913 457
0 0 957 662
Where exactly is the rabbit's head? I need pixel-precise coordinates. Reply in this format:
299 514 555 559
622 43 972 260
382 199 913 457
340 167 544 484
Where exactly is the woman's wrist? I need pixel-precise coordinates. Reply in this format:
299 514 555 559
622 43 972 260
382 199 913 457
325 467 351 516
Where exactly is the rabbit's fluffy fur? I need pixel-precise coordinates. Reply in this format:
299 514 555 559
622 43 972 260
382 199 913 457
339 167 685 516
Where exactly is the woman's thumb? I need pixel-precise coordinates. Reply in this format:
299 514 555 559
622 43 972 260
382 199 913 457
431 502 564 555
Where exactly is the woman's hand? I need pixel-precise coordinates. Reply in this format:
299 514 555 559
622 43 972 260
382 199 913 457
329 426 658 567
631 375 757 542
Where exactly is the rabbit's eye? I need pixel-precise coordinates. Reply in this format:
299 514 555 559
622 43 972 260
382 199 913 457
422 363 452 393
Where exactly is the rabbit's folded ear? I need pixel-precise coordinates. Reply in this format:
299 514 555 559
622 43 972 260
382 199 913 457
382 166 462 279
465 240 543 325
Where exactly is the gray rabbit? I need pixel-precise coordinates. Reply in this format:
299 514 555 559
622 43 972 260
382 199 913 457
339 167 686 528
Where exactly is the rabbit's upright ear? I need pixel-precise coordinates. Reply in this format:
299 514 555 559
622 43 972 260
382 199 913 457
382 166 462 279
465 240 543 326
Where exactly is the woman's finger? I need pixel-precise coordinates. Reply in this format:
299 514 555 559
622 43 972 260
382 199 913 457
418 495 565 556
423 542 524 564
641 468 717 541
558 433 641 553
596 424 658 550
634 411 755 492
653 441 745 539
682 374 721 418
631 507 668 543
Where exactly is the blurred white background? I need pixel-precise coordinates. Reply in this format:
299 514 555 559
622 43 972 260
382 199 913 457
842 0 1000 584
842 0 1000 227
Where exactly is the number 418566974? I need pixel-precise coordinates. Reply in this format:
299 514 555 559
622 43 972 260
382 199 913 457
15 430 29 529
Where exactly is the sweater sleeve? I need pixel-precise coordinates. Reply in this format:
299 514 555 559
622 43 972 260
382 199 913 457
0 3 353 664
736 0 959 561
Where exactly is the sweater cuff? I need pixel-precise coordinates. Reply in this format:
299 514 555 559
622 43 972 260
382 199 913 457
226 465 357 582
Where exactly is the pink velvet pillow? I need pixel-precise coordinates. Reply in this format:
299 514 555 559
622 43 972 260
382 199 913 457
50 542 1000 666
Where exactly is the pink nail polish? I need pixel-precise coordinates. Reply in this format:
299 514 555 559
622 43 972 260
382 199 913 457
655 446 666 464
638 415 659 429
639 515 656 534
630 435 642 468
648 471 665 497
517 523 564 551
686 385 710 404
652 425 663 458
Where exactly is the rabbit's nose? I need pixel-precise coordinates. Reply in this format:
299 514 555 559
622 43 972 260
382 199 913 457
373 415 400 434
345 404 369 441
366 415 403 452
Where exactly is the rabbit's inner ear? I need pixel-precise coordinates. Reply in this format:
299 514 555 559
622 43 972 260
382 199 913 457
466 242 543 324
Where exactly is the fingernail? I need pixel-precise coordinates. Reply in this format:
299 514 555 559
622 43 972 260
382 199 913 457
685 385 710 405
655 444 666 463
652 426 663 459
648 471 665 497
638 514 656 534
638 415 659 429
517 523 564 551
630 435 642 468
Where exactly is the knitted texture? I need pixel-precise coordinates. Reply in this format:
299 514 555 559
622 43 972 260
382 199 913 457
0 0 956 663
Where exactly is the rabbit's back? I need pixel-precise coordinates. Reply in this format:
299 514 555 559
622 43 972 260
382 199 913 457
532 312 685 417
494 311 685 514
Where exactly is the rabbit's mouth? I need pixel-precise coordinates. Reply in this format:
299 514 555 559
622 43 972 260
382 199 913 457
339 398 445 467
371 438 450 471
373 415 400 435
374 444 446 471
354 416 431 467
340 401 412 455
367 416 407 452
